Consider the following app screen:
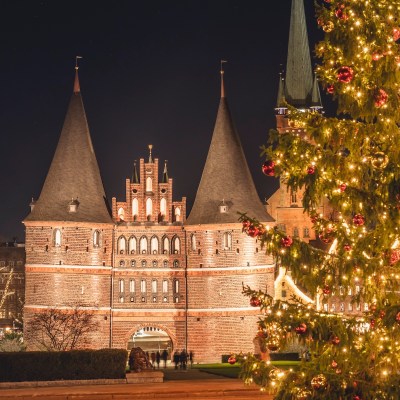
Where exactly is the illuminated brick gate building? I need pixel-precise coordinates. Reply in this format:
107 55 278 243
23 59 275 361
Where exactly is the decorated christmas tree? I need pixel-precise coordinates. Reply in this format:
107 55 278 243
238 1 400 399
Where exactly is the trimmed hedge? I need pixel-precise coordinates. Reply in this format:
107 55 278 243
0 349 128 382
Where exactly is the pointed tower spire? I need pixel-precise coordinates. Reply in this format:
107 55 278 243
187 70 273 225
24 65 112 223
132 160 139 183
310 72 323 110
74 56 82 94
275 73 286 109
220 60 227 98
162 160 169 183
285 0 313 108
148 144 153 163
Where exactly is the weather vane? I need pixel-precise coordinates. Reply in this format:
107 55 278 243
75 56 83 70
220 59 227 74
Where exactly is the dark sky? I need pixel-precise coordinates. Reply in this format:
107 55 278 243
0 0 323 241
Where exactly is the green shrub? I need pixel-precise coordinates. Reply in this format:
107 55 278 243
0 349 127 382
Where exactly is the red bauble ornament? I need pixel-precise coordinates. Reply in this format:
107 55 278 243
353 396 361 400
326 84 335 94
335 5 348 20
307 165 315 175
331 360 338 368
374 89 388 108
370 319 376 329
319 228 334 244
247 226 260 238
242 220 251 230
372 53 382 61
295 323 307 334
281 236 293 247
339 183 347 192
322 285 331 295
390 249 400 265
331 336 340 346
262 160 275 176
353 214 365 226
337 66 354 83
344 244 352 252
250 297 262 307
393 28 400 43
228 356 237 365
396 312 400 322
379 310 386 319
369 303 377 312
267 343 279 352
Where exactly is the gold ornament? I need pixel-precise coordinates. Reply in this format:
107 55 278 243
294 387 312 400
266 334 280 351
311 374 327 390
323 21 334 32
371 151 389 169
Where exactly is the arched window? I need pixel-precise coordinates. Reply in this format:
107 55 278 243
290 190 297 204
303 227 310 238
151 236 159 254
162 280 168 293
223 232 232 250
152 279 157 293
141 279 146 293
54 229 62 247
129 279 135 293
174 279 179 293
119 279 124 293
93 230 100 248
118 207 125 221
132 198 139 219
172 236 180 254
146 177 153 192
162 236 170 254
140 236 148 254
174 207 181 222
293 227 299 237
160 198 167 217
190 234 196 251
146 198 153 219
118 236 127 254
129 236 137 254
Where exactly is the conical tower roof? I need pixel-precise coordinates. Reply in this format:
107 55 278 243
186 72 273 225
284 0 313 108
276 73 286 108
310 72 323 109
25 68 112 224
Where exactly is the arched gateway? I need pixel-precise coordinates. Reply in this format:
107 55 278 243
127 326 173 354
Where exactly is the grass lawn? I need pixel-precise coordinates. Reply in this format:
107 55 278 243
193 361 300 379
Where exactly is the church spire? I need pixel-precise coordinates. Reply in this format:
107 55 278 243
162 160 169 183
148 144 153 163
310 72 323 110
187 69 273 225
284 0 313 108
132 160 139 183
24 65 112 224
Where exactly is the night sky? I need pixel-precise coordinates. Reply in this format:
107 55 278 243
0 0 325 241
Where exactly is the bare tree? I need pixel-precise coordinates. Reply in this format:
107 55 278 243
27 304 100 351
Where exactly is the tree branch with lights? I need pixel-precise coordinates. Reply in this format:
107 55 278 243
237 1 400 399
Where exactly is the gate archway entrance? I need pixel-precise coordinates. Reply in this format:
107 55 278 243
127 326 173 353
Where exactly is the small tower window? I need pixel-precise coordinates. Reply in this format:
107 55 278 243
290 190 297 204
163 236 170 254
119 279 124 293
303 227 310 238
162 280 168 293
129 279 135 293
151 236 159 254
132 198 139 219
174 207 181 222
219 200 228 213
293 227 299 238
174 279 179 294
190 234 196 251
146 198 153 220
160 198 167 217
93 230 100 248
68 198 79 213
117 236 127 254
146 177 153 192
172 236 180 254
129 236 137 254
141 279 146 293
173 260 179 268
118 207 125 221
140 236 148 254
152 279 158 293
223 232 232 250
54 229 62 247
